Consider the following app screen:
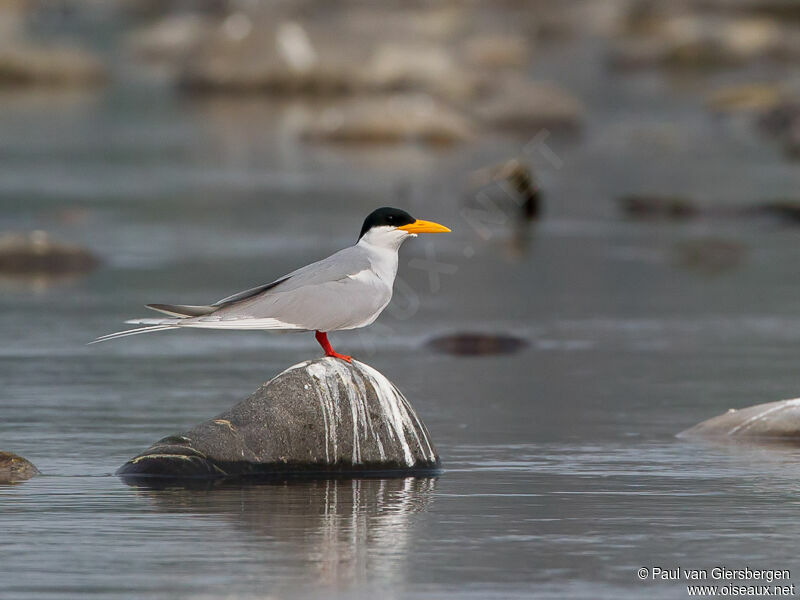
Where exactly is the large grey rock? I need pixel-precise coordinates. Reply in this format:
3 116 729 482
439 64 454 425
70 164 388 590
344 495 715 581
0 451 40 484
118 358 440 479
679 398 800 444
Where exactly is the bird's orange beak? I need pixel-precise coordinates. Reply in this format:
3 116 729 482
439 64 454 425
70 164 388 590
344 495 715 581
398 219 451 234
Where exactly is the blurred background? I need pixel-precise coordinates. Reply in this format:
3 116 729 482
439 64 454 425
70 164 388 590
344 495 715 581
3 1 800 599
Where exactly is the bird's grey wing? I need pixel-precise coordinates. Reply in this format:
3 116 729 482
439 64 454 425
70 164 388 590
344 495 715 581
221 247 370 300
213 275 291 307
195 246 389 331
249 273 390 331
142 274 293 318
213 247 366 307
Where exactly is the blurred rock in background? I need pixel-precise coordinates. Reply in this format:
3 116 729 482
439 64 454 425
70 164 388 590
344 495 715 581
300 95 475 146
2 0 800 230
0 451 39 484
0 231 100 277
121 0 587 145
0 0 106 88
0 44 105 87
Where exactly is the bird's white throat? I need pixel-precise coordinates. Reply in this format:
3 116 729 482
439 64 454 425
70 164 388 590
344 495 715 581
357 225 414 252
357 226 410 283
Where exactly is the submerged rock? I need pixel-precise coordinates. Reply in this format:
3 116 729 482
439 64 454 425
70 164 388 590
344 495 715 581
426 333 528 356
0 231 100 276
752 200 800 223
0 451 39 483
118 358 439 479
679 399 800 445
618 195 698 219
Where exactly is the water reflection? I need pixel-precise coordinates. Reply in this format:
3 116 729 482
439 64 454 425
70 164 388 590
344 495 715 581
124 476 437 589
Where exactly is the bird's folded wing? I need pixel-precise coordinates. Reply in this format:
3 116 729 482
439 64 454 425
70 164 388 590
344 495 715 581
212 276 291 307
131 275 388 332
206 247 384 331
135 246 379 331
213 246 372 307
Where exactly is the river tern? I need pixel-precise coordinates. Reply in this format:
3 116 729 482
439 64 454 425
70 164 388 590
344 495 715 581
91 207 450 362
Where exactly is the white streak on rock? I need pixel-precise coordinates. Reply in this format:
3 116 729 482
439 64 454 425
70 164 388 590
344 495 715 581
400 390 436 461
353 370 386 460
284 358 434 468
325 359 364 464
307 361 338 462
356 361 416 466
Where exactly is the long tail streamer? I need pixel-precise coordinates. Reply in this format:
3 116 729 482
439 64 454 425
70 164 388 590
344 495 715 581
88 325 178 345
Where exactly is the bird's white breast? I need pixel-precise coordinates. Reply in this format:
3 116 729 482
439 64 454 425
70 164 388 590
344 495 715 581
335 240 400 330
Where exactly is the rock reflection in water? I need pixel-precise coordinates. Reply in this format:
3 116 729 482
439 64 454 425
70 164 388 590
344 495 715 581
123 476 436 588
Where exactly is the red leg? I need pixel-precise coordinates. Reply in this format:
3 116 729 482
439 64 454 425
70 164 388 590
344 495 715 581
315 331 352 362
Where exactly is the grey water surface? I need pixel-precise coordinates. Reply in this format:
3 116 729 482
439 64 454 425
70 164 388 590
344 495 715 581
3 34 800 600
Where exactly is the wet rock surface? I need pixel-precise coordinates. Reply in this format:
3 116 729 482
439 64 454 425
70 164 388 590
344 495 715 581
118 358 440 480
0 451 40 484
679 399 800 445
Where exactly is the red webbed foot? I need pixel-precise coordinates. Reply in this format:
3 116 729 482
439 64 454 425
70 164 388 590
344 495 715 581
326 350 352 363
315 330 353 363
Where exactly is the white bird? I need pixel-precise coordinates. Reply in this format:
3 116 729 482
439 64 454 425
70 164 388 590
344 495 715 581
91 207 450 362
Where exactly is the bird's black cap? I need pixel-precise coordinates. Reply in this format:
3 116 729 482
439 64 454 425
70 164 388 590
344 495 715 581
359 207 415 240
